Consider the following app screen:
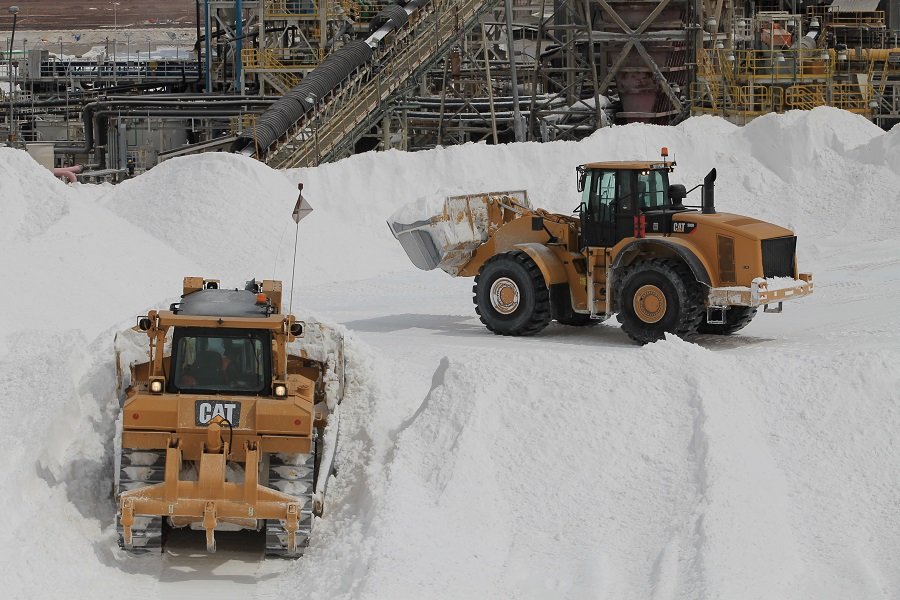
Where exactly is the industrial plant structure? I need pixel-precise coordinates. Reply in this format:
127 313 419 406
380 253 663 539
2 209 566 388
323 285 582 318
1 0 898 180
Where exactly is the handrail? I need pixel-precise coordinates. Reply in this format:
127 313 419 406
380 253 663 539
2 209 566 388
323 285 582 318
691 82 783 117
265 0 356 19
785 84 826 110
805 6 885 28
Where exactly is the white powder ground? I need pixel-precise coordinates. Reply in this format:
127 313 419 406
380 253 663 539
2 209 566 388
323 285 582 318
0 106 898 599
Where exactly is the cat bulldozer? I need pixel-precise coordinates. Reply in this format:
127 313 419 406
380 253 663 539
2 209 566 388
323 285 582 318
113 277 344 556
388 149 813 344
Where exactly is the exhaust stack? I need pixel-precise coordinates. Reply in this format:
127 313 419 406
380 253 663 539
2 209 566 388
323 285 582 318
702 168 717 214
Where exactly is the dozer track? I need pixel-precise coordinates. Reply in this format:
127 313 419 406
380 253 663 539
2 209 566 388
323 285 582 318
116 448 165 554
264 451 316 557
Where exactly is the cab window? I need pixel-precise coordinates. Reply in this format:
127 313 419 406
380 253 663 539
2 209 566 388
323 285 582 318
637 170 669 210
583 170 617 222
170 328 270 395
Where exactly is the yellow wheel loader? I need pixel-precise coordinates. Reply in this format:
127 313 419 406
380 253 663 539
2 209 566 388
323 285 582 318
388 150 813 344
113 277 344 556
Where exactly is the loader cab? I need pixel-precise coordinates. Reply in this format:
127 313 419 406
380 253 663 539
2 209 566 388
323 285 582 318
577 163 673 248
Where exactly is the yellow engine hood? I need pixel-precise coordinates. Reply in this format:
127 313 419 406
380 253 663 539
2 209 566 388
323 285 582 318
678 212 794 240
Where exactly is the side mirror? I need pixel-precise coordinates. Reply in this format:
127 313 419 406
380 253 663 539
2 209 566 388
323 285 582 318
137 316 153 331
576 166 587 192
290 322 304 337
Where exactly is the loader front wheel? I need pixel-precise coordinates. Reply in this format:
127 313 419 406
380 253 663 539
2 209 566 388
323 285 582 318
616 259 704 344
474 251 551 336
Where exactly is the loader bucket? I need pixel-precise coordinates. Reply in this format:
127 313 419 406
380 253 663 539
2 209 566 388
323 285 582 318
387 190 531 277
387 221 443 271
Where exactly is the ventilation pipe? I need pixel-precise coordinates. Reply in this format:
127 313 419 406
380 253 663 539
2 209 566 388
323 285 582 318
702 168 717 214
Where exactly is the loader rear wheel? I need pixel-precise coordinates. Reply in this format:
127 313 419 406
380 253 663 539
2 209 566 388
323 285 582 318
474 251 551 336
616 259 704 344
697 307 758 335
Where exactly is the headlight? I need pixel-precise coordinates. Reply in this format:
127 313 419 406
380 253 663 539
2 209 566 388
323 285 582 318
274 383 287 397
149 378 164 394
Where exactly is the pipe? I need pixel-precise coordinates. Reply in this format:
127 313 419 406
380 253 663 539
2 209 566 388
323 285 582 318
53 95 274 153
234 0 243 93
847 48 900 61
53 170 78 183
89 97 275 107
117 122 128 170
702 168 717 215
96 109 257 117
195 0 203 83
204 0 212 92
52 164 82 183
54 101 99 154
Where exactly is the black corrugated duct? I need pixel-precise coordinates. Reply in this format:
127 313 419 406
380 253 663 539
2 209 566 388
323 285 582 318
369 5 409 33
233 40 373 154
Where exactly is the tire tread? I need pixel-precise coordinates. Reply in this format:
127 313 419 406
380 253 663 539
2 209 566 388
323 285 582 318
473 251 551 336
615 258 704 344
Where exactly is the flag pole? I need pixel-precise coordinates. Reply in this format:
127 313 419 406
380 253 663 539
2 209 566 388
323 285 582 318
289 183 314 317
289 220 300 318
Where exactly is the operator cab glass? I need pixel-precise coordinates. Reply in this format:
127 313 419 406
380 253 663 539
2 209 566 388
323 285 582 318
580 168 672 213
637 169 670 210
581 170 617 221
170 328 271 395
579 169 635 247
578 166 677 247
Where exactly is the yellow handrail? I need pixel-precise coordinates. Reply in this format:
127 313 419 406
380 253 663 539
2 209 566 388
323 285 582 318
806 6 885 27
242 47 323 70
785 84 826 110
265 0 354 19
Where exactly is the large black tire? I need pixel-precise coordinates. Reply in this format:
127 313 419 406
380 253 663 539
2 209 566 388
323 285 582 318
473 251 551 336
615 258 704 344
697 306 758 335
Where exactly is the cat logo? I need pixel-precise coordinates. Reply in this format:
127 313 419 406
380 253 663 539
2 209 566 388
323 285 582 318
672 222 697 234
195 401 241 427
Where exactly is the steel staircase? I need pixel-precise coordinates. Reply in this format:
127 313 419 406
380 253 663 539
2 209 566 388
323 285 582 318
263 0 499 169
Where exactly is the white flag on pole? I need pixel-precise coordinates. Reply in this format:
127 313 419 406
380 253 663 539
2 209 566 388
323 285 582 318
292 184 313 223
